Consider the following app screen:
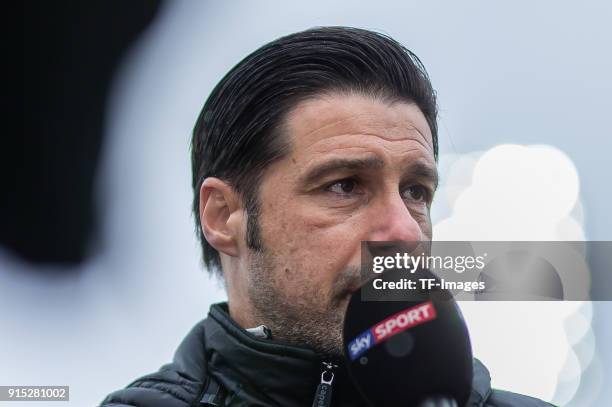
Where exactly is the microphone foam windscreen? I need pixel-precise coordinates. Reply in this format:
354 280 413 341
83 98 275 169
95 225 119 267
343 269 473 407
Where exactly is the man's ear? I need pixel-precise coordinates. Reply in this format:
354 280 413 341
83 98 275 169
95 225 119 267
199 177 242 258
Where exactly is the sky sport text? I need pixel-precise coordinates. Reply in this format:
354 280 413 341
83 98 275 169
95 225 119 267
347 301 437 361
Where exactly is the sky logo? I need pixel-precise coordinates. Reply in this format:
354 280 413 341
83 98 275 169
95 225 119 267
348 329 374 361
347 301 436 361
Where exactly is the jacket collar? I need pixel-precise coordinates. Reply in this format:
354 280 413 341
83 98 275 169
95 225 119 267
202 302 493 406
203 302 367 406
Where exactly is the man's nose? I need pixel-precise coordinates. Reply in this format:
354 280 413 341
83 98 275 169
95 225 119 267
366 191 423 242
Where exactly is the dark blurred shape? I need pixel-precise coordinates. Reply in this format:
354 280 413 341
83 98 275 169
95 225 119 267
4 1 161 267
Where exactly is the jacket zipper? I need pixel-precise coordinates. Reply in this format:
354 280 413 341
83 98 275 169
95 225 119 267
311 361 336 407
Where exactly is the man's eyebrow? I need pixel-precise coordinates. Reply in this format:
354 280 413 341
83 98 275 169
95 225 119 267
403 161 439 191
300 156 385 186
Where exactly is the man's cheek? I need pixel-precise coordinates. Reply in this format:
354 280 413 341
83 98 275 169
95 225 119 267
421 216 433 240
407 209 431 238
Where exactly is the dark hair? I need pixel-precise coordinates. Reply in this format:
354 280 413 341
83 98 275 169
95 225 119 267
191 26 438 276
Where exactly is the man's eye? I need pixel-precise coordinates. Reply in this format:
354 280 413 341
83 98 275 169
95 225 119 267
327 178 358 194
403 185 428 202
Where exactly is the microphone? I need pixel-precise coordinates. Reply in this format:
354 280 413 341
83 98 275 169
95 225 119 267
343 268 473 407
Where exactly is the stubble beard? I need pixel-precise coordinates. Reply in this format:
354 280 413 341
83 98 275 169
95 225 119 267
246 246 358 358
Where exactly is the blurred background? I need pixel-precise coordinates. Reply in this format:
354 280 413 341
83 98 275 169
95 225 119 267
5 1 611 406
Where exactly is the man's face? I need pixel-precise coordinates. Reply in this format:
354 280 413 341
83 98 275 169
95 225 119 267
246 93 437 356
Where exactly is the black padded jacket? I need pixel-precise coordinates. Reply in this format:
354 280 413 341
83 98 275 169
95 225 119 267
100 302 553 407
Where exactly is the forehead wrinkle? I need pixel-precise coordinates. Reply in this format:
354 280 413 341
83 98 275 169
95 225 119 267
289 113 407 153
296 141 435 185
283 95 435 173
299 130 433 164
288 134 435 185
405 129 434 156
287 105 433 150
